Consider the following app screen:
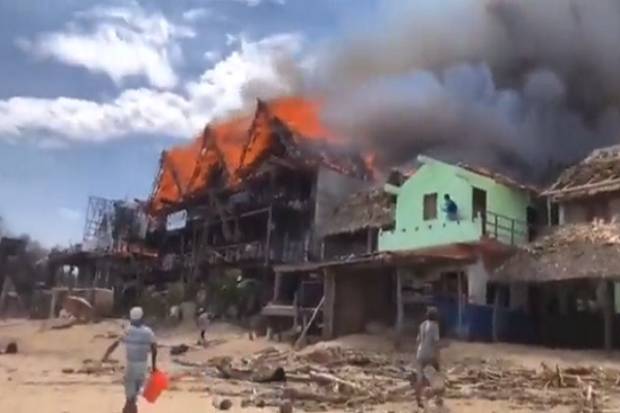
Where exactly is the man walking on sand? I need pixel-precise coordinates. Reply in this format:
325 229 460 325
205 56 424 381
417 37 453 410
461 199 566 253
102 307 157 413
415 306 441 408
197 308 210 347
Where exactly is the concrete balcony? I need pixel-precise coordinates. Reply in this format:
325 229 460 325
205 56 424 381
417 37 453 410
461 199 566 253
378 210 529 252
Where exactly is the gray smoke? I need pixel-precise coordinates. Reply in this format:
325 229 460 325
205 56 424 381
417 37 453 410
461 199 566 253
315 0 620 183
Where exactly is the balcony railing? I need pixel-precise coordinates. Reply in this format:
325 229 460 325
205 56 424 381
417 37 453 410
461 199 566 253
478 210 530 246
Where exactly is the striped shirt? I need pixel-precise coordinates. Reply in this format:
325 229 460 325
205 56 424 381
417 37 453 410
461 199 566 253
122 324 155 363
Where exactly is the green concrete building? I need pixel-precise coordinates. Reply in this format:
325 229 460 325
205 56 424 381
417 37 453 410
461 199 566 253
379 156 536 253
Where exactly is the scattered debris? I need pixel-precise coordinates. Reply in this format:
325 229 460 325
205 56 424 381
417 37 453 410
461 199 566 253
279 401 294 413
5 342 18 354
62 296 94 323
170 344 190 356
191 346 620 412
212 397 233 410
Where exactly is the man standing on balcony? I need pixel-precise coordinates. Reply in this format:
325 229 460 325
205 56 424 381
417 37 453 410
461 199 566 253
442 194 459 222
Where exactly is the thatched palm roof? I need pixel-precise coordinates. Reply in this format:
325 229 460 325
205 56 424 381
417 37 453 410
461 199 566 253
493 221 620 283
323 188 395 237
545 145 620 201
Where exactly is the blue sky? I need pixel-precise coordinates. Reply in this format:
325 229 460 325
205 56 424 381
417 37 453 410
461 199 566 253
0 0 379 247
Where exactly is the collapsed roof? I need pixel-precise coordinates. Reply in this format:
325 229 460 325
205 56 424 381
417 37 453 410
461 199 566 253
493 220 620 283
545 145 620 201
323 188 396 237
149 97 372 212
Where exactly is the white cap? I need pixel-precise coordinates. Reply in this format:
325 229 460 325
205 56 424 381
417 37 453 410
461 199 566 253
129 306 144 321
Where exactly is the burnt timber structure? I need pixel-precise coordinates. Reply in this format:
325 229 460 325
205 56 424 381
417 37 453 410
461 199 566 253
45 197 157 316
148 98 371 305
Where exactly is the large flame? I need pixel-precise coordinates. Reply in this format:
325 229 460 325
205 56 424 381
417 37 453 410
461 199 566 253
150 97 375 211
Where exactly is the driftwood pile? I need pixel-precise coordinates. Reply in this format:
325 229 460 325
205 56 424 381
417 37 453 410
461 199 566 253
178 346 620 412
446 358 619 413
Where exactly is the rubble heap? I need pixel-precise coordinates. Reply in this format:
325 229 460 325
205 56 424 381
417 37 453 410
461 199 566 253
171 345 619 412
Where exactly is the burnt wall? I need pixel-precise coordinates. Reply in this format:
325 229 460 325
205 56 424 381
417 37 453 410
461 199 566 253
323 232 369 260
312 168 367 255
333 269 395 336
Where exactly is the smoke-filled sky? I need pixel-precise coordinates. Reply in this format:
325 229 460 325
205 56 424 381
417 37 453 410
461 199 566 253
319 0 620 181
2 0 620 246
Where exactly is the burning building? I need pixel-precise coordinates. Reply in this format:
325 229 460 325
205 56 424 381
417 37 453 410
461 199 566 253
146 96 372 315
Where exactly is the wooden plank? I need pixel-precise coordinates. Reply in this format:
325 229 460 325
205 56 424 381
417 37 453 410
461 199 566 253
544 178 620 197
295 296 325 349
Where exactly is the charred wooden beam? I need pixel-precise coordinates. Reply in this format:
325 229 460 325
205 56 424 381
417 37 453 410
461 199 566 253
186 125 212 192
207 190 234 241
167 156 187 198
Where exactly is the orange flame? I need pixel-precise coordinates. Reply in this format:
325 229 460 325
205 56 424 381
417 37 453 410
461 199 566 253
150 96 377 212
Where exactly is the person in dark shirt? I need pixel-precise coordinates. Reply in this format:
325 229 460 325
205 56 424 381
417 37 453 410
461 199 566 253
442 194 459 222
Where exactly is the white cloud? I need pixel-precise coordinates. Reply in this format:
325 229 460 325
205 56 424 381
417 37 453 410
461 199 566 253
182 8 212 21
230 0 286 6
1 33 305 143
20 4 194 89
186 33 304 124
203 50 221 62
225 33 240 46
0 89 194 140
58 207 82 222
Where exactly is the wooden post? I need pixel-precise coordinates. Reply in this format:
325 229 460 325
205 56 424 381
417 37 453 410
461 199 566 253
295 296 325 349
366 229 373 254
492 286 500 342
273 272 282 303
600 280 613 352
49 288 58 320
264 205 273 265
90 263 97 314
323 269 336 339
395 270 404 346
457 272 464 338
0 276 12 318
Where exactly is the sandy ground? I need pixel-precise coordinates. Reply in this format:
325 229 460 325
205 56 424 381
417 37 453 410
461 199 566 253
0 318 619 413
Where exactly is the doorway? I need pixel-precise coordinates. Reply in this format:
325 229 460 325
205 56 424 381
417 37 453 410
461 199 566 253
472 187 487 233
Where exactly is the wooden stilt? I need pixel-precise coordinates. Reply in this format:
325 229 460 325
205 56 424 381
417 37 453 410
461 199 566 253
0 276 12 318
457 272 464 337
295 296 325 349
273 272 282 303
323 270 336 339
601 280 613 353
395 270 404 346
